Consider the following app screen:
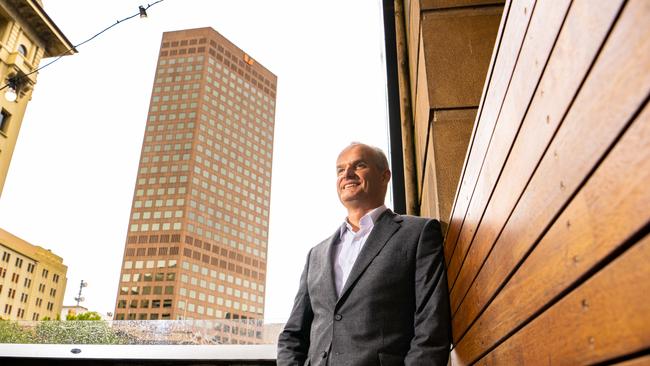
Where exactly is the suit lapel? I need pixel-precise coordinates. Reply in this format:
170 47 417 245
336 210 402 304
322 231 339 306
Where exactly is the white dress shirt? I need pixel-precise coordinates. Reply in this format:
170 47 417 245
333 205 388 297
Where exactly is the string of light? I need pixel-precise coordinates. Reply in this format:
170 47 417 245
2 1 165 100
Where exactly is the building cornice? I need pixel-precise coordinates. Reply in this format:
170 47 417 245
3 0 76 57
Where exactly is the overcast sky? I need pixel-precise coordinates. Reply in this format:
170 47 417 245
0 0 390 322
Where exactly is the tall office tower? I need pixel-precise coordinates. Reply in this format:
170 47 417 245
114 28 276 335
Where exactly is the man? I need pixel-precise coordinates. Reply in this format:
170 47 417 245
277 143 451 366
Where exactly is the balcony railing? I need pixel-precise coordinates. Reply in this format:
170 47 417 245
0 319 282 365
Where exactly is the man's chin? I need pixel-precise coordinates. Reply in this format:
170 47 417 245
339 192 360 201
339 195 367 207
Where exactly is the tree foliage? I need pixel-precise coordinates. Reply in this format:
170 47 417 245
0 320 34 343
34 320 126 344
66 311 102 321
0 316 128 344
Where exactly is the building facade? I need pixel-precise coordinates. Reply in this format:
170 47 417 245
0 228 67 321
0 0 74 197
114 27 276 342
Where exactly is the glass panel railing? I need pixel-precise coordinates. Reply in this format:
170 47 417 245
0 320 285 345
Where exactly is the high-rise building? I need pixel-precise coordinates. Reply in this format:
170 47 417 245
0 228 67 321
114 28 276 335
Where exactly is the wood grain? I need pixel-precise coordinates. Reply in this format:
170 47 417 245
446 0 571 288
612 355 650 366
451 0 650 347
471 233 650 365
443 0 532 263
448 0 624 314
453 98 650 364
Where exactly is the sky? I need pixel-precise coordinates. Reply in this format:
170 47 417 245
0 0 390 323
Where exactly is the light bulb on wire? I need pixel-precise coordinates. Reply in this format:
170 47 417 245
4 78 18 102
4 85 17 102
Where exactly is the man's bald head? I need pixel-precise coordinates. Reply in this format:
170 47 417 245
339 142 390 172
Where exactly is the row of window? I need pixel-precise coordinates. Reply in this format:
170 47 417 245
184 224 268 258
129 223 182 233
128 234 181 245
179 260 263 292
177 295 262 315
117 286 174 298
114 312 170 320
1 253 38 275
176 281 262 304
121 272 175 283
135 175 186 187
181 248 265 280
124 246 179 257
1 284 54 303
144 131 193 143
123 259 177 270
3 301 53 317
184 235 265 268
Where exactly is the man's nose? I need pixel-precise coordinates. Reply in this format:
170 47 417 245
344 165 356 178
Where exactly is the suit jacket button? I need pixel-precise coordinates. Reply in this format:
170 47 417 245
321 351 328 358
334 314 342 321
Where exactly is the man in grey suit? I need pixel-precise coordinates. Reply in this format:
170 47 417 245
277 143 451 366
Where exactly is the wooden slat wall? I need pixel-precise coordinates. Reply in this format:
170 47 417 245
445 0 650 364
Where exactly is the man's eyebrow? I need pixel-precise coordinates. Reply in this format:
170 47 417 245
336 159 367 169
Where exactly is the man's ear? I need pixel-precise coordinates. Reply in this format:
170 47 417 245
382 170 391 184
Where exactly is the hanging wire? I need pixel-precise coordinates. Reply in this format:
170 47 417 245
0 0 165 91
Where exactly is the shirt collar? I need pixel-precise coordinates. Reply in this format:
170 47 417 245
339 205 388 238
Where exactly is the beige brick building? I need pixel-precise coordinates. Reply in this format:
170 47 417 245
0 228 67 321
114 27 276 343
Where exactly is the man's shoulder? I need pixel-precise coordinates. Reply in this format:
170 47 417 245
389 212 440 227
312 230 338 251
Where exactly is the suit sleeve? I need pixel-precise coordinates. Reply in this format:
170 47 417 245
405 219 452 366
277 249 314 366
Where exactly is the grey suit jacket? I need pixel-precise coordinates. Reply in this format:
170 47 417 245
277 210 451 366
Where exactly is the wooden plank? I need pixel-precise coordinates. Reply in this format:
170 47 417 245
407 0 421 106
421 0 505 11
453 98 650 364
448 0 624 314
445 0 571 286
451 0 650 347
470 233 650 365
612 355 650 366
413 34 431 193
420 128 440 218
443 0 533 263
